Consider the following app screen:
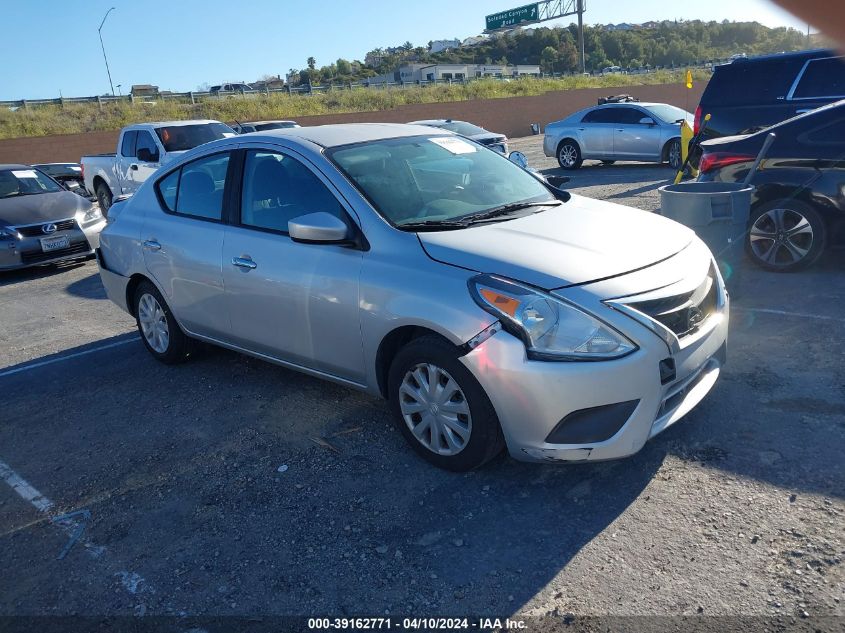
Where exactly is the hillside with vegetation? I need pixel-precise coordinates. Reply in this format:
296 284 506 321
289 20 813 84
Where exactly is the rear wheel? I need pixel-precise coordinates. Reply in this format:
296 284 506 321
134 281 193 363
387 336 504 471
96 183 113 213
557 140 583 170
746 199 826 272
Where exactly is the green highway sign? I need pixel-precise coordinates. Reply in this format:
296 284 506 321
485 3 540 31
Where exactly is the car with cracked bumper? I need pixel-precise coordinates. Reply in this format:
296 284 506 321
97 123 728 470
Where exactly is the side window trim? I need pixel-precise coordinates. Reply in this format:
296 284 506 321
153 150 234 224
234 143 362 237
787 56 845 101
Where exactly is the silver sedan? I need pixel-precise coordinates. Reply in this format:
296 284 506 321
98 123 728 471
543 102 693 170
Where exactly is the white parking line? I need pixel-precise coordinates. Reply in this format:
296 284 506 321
0 458 54 513
0 336 140 378
734 307 845 324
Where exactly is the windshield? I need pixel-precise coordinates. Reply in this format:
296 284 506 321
155 123 236 152
254 122 299 131
642 104 693 123
0 168 63 198
33 164 80 177
328 135 556 228
422 121 488 136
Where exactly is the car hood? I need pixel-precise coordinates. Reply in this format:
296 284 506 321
0 191 91 227
418 194 695 289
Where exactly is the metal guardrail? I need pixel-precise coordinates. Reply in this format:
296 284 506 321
0 62 720 110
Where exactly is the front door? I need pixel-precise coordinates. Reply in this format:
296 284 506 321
612 107 664 160
142 151 233 338
222 148 365 382
126 130 162 193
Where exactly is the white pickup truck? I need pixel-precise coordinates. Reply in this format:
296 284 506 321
81 120 235 210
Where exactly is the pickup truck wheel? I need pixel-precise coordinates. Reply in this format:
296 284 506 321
388 336 505 471
134 281 193 364
96 183 113 213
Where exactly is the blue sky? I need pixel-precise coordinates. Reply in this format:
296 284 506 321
1 0 809 100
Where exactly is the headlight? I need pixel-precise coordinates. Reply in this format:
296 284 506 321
78 206 102 226
469 274 637 361
0 226 20 240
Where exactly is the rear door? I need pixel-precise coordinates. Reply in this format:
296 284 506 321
142 151 234 339
577 108 614 157
612 107 664 160
221 146 365 381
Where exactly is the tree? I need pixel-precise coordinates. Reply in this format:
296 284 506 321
336 58 352 75
307 56 316 70
540 46 558 73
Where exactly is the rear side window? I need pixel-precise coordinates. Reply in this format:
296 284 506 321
706 58 807 106
156 152 230 220
791 57 845 99
120 130 138 157
582 109 615 123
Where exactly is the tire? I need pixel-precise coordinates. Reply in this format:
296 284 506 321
601 160 616 165
387 336 505 471
746 199 826 272
133 281 193 364
556 140 583 170
96 183 113 213
665 138 682 169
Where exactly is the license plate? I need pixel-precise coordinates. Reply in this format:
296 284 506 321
40 235 70 252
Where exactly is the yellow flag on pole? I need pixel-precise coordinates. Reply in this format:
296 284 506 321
685 69 693 89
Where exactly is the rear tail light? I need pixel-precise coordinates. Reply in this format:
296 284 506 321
699 152 755 174
693 105 702 136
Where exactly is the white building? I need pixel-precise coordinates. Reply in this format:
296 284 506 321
367 63 541 84
429 39 461 53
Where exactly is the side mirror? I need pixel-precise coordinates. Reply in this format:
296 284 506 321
288 212 349 244
137 147 159 163
545 175 570 189
508 151 529 169
64 180 81 191
639 117 656 126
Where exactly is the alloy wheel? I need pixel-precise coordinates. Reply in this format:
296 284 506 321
749 207 814 267
138 293 170 354
398 363 472 456
668 141 681 168
559 144 578 168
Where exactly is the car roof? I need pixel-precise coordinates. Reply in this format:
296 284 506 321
243 123 452 148
241 120 298 125
130 119 223 128
730 48 835 64
0 164 31 170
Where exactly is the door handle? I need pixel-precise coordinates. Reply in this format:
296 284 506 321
616 129 624 132
578 127 585 131
130 164 139 171
231 256 257 270
143 239 161 251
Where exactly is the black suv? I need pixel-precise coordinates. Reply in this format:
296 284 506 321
695 49 845 139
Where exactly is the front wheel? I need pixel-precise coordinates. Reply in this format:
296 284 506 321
746 199 826 272
96 183 113 213
134 281 193 363
387 336 504 471
557 140 583 170
666 139 682 169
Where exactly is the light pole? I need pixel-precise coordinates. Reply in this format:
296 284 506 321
98 7 116 96
116 84 122 96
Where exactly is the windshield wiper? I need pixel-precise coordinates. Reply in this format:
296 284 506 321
458 200 562 225
396 220 470 232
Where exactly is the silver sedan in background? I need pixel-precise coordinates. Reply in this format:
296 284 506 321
543 102 693 170
98 123 727 471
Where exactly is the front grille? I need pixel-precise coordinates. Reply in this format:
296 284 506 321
625 266 719 339
15 218 77 237
20 241 89 264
